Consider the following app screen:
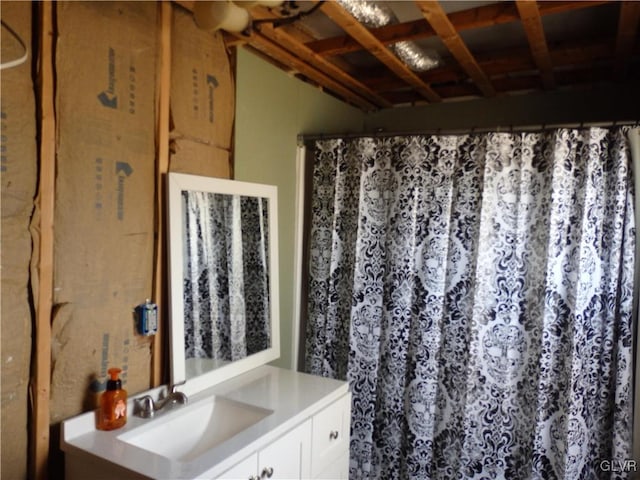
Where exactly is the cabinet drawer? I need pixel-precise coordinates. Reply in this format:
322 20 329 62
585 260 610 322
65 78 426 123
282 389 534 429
314 451 349 480
311 393 351 478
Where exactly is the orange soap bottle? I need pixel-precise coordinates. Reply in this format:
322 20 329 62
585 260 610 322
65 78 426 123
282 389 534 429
97 367 127 431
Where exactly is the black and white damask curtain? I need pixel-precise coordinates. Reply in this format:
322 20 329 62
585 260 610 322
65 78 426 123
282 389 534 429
183 192 270 361
304 128 636 479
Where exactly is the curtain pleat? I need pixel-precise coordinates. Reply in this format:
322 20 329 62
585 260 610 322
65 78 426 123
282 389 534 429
305 128 635 480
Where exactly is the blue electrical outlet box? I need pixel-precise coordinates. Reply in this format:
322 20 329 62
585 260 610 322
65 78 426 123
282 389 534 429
135 299 158 336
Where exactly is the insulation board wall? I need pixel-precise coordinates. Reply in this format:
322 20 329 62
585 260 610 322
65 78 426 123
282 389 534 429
170 6 234 177
51 1 158 423
1 3 37 478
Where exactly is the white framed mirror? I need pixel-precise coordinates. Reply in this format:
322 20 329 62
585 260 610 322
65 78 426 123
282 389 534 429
167 173 280 394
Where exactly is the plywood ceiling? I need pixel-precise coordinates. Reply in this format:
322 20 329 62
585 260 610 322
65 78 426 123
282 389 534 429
176 1 640 111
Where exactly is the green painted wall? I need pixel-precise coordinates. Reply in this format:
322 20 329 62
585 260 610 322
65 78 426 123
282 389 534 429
234 47 640 372
234 48 366 369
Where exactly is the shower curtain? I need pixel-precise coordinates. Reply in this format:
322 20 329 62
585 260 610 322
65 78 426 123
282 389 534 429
304 128 635 479
183 192 270 361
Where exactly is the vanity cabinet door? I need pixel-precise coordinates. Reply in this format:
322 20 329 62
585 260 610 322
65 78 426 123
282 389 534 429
258 419 311 479
311 393 351 478
314 451 349 480
217 453 258 480
217 420 311 480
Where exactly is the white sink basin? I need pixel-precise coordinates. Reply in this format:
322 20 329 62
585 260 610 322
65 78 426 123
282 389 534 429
119 395 273 462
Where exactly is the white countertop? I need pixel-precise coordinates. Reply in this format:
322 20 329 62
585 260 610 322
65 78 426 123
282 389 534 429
61 366 349 479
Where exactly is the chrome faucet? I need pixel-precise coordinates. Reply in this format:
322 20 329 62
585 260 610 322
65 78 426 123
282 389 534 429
134 381 188 418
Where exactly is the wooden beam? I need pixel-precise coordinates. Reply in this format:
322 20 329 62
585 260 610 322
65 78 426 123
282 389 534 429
308 1 612 57
614 1 640 79
243 30 378 110
385 65 615 103
250 5 364 76
320 1 440 103
416 0 496 97
151 1 172 388
309 18 436 57
549 37 619 68
366 37 621 92
253 5 328 44
32 2 54 479
253 19 393 108
173 0 377 110
516 0 555 89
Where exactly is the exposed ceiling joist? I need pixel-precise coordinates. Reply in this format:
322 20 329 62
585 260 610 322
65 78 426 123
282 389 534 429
307 1 612 57
172 0 638 110
242 31 378 110
175 0 377 110
251 5 359 75
366 38 625 92
516 0 555 89
319 0 441 103
251 11 393 108
386 65 615 103
415 0 496 97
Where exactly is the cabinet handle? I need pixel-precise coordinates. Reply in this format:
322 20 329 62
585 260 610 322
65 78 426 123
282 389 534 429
261 466 274 478
329 430 339 440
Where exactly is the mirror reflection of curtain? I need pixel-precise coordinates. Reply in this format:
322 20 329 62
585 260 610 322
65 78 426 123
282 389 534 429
183 191 270 362
304 128 635 479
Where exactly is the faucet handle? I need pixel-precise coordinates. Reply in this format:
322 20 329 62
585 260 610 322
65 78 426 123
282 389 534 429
170 380 186 394
134 395 156 418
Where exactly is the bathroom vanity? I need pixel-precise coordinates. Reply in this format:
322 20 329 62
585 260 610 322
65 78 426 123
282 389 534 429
62 366 350 479
60 175 351 479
